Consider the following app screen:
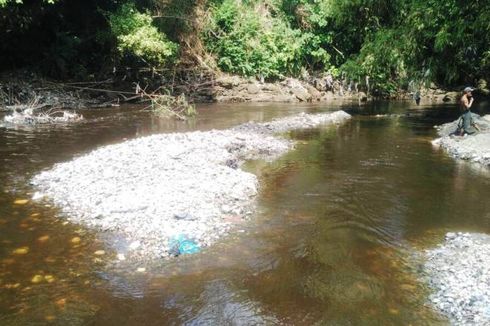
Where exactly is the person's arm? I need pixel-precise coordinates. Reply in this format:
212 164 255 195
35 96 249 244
462 96 474 109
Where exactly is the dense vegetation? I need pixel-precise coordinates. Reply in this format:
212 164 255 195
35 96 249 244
1 0 489 94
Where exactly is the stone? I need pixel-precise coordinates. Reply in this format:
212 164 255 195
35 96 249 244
13 247 29 255
173 212 197 221
305 84 321 99
290 87 311 102
216 75 241 89
246 84 260 94
358 92 368 102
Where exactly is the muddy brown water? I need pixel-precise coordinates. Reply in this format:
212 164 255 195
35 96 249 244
1 101 490 325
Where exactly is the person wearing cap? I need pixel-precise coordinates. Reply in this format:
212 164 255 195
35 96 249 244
460 87 474 110
457 87 479 135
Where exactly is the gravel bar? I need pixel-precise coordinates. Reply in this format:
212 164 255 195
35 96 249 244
32 111 351 259
423 232 490 325
433 114 490 165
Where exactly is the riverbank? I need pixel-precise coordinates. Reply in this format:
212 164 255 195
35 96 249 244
433 115 490 165
0 72 366 110
423 232 490 325
31 111 351 260
1 70 475 111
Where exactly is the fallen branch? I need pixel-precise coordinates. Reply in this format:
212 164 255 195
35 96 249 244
3 97 83 125
138 87 196 120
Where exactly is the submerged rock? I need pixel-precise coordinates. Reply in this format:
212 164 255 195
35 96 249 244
31 111 351 260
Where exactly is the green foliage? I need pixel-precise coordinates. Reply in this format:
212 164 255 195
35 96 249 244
1 0 489 91
341 0 490 93
341 28 416 94
108 3 178 67
0 0 57 6
203 0 319 78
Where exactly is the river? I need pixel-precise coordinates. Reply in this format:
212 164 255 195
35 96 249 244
1 101 490 325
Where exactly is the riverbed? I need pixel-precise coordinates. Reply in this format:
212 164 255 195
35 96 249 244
1 101 490 325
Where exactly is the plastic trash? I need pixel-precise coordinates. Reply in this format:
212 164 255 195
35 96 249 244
168 234 200 256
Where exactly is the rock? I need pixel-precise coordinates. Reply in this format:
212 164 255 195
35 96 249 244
221 205 232 214
37 235 50 242
246 84 260 94
312 78 326 91
12 246 29 255
261 84 281 92
216 75 241 89
442 92 459 102
173 212 197 221
32 192 44 200
129 241 141 250
117 253 126 261
197 87 215 97
305 84 321 100
358 92 368 102
290 87 311 102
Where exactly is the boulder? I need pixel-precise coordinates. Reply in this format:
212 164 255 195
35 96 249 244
290 87 311 102
312 78 327 91
261 84 281 93
305 84 322 100
358 92 368 102
246 84 260 95
216 75 242 89
281 78 311 102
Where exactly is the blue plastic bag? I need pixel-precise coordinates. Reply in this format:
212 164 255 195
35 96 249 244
168 234 200 256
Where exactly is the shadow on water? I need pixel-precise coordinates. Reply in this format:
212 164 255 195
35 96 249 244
1 100 490 325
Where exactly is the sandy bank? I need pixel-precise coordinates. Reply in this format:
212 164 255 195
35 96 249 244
32 111 351 260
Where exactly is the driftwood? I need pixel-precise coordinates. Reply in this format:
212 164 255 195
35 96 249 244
138 87 196 120
3 96 83 125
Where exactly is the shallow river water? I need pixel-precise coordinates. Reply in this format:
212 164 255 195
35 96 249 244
1 101 490 325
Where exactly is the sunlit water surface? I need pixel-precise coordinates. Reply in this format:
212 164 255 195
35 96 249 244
1 101 490 325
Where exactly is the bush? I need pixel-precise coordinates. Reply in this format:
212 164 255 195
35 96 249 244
203 0 315 79
341 28 416 95
108 3 178 67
